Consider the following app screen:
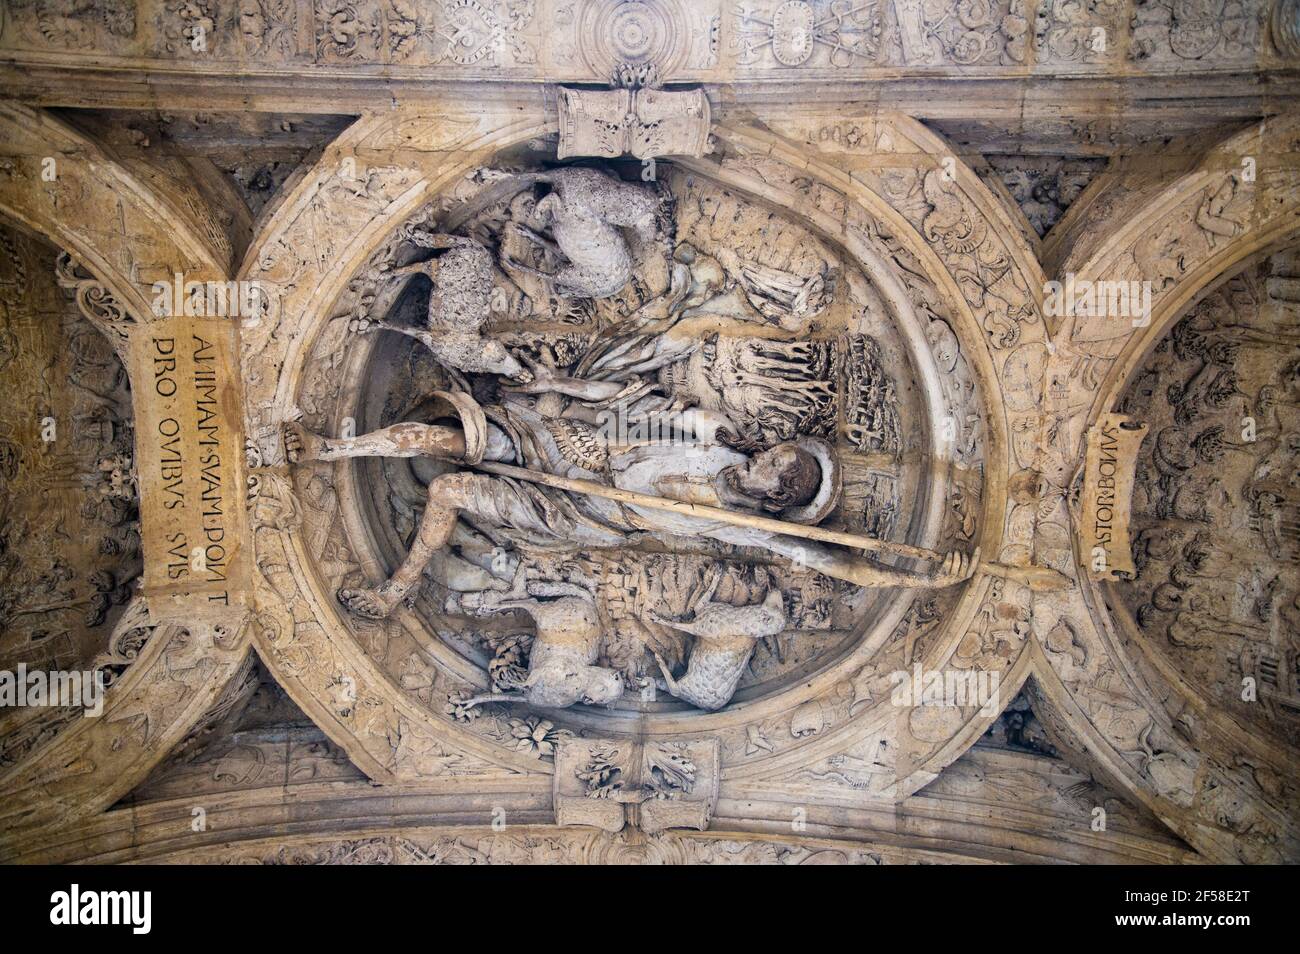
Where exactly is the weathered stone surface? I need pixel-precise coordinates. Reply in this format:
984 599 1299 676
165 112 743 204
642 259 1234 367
1 1 1298 867
131 317 250 615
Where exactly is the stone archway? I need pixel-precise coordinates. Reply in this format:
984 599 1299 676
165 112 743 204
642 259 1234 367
1027 116 1300 863
0 104 253 837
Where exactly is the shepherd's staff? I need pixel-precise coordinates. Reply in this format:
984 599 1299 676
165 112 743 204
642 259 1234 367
471 459 1072 592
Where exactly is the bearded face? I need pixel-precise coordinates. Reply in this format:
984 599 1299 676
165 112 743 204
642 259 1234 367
724 443 820 513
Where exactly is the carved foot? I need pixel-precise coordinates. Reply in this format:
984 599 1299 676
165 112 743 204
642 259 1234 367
284 421 327 464
338 585 401 619
449 590 497 616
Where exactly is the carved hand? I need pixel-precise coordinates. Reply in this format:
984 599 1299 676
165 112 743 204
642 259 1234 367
929 547 981 588
500 351 555 393
347 314 385 335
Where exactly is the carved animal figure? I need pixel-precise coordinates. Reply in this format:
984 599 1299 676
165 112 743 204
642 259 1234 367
353 233 525 378
503 167 662 299
452 580 624 710
650 578 787 711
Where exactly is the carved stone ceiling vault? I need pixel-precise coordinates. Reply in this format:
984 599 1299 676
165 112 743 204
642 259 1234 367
0 0 1298 866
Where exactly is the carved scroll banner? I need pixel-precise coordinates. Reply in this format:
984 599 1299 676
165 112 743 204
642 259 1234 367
130 318 251 614
556 86 711 160
555 738 719 833
1080 413 1147 580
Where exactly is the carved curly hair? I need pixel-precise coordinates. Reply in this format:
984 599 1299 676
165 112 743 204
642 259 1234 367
759 445 821 513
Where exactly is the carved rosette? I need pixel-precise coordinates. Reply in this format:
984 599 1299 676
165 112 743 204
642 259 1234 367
572 0 694 80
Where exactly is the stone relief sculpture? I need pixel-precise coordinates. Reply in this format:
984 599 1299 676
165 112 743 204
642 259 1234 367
647 573 787 710
497 167 664 298
0 230 141 682
284 164 984 713
556 68 712 161
451 582 625 709
1119 255 1300 742
353 233 525 378
3 42 1298 866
